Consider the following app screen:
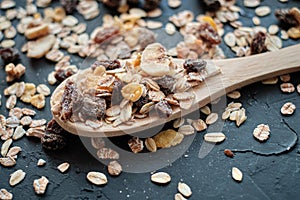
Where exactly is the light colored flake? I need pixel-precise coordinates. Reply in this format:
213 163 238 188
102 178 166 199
191 119 207 132
178 125 194 135
280 83 295 93
62 15 78 27
108 161 122 176
147 8 162 18
200 106 211 115
281 102 296 115
165 23 176 35
87 172 107 185
205 113 218 125
178 182 192 197
146 20 163 29
145 138 157 152
97 148 119 159
13 125 26 140
6 95 17 109
262 77 278 84
173 118 185 129
9 169 26 186
37 159 46 166
224 32 236 47
204 132 226 143
0 189 13 200
175 193 187 200
227 91 241 99
252 16 260 25
6 146 21 157
168 0 182 8
33 176 49 195
57 162 70 173
253 124 270 141
1 138 12 157
128 137 144 153
268 25 279 35
255 6 271 17
151 172 171 184
0 156 16 167
153 129 184 148
232 167 243 182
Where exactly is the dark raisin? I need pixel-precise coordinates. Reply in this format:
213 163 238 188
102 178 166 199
94 27 119 44
183 59 207 74
144 0 161 11
155 100 172 118
60 80 78 121
111 79 123 105
203 0 221 11
134 94 150 110
138 28 156 50
275 9 299 29
79 95 106 119
41 133 67 151
0 48 20 63
60 0 78 14
54 68 75 83
155 76 176 95
127 0 139 5
250 31 267 55
46 119 65 135
101 0 121 7
198 23 221 45
91 60 121 71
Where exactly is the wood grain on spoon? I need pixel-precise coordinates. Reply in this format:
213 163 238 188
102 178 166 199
50 44 300 137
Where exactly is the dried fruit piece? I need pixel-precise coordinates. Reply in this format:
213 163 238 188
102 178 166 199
153 129 184 148
281 102 296 115
87 172 107 185
97 148 119 159
232 167 243 182
155 100 172 118
9 169 26 186
33 176 49 195
251 31 267 55
145 138 157 152
253 124 270 142
280 83 295 93
0 189 13 200
57 162 70 173
224 149 234 158
204 132 226 143
108 161 122 176
0 48 19 63
128 137 144 153
178 182 192 198
41 133 67 150
151 172 171 184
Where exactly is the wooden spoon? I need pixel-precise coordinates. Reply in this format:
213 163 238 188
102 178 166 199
50 44 300 137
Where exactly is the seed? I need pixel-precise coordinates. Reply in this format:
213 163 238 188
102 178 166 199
255 6 271 17
0 189 13 200
33 176 49 194
6 95 17 109
1 138 13 157
200 106 211 115
281 102 296 115
178 182 192 197
280 83 295 93
173 118 185 128
175 193 187 200
227 90 241 99
232 167 243 182
57 162 70 173
224 149 234 158
178 125 194 135
204 132 226 143
37 84 51 96
13 125 26 140
268 25 279 35
9 169 26 186
165 23 176 35
143 138 156 153
146 20 163 29
279 74 290 82
108 161 122 176
205 113 218 125
191 119 207 132
6 146 21 157
87 172 108 185
97 148 119 159
224 32 236 47
252 16 260 25
262 77 278 84
0 156 16 167
253 124 270 142
243 0 260 8
151 172 171 184
168 0 181 8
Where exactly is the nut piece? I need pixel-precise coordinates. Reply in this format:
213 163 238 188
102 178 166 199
253 124 270 142
151 172 171 184
281 102 296 115
178 182 192 198
128 137 144 153
57 162 70 173
232 167 243 182
280 83 295 93
204 132 226 143
86 172 108 185
145 138 157 152
224 149 234 158
108 161 122 176
33 176 49 195
0 189 13 200
9 169 26 186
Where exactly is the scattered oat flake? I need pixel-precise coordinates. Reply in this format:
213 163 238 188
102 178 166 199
0 156 16 167
191 119 207 132
255 6 271 17
227 91 241 99
108 161 122 176
146 20 163 29
0 189 13 200
224 32 236 47
281 102 296 115
165 23 176 35
37 84 51 96
178 182 192 198
151 172 171 184
145 138 157 152
280 83 295 93
200 106 211 115
97 148 119 159
87 172 107 185
173 118 185 129
175 193 187 200
37 159 46 166
178 125 194 135
168 0 182 8
9 169 26 186
205 113 218 125
57 162 70 173
253 124 270 141
13 125 26 140
153 129 184 148
1 138 13 157
128 137 144 153
33 176 49 195
244 0 260 8
232 167 243 182
204 132 226 143
262 77 278 84
6 146 21 157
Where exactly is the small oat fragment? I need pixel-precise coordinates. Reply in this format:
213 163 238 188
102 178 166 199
57 162 70 173
224 149 234 158
48 71 57 85
255 6 271 17
279 74 290 82
178 125 194 135
146 20 163 29
268 25 279 35
165 23 176 35
191 119 207 132
281 102 296 115
22 108 36 116
205 113 218 125
175 193 187 200
232 167 243 182
6 146 21 157
227 91 241 99
108 161 122 176
252 16 260 25
97 148 119 159
297 84 300 94
20 116 32 126
0 156 16 167
0 189 13 200
1 138 13 157
33 176 49 195
37 84 51 96
37 159 46 166
6 95 17 109
151 172 171 184
178 182 192 198
9 169 26 186
128 137 144 153
87 172 107 186
200 106 211 115
145 138 157 152
262 77 278 84
12 125 26 140
280 83 295 93
173 118 185 128
253 124 270 142
204 132 226 143
224 32 236 47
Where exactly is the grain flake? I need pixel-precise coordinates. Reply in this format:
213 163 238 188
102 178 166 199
33 176 49 195
9 169 26 186
57 162 70 173
151 172 171 184
232 167 243 182
178 182 192 197
87 172 107 185
204 132 226 143
281 102 296 115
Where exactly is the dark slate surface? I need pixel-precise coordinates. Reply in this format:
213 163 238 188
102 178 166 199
0 0 300 199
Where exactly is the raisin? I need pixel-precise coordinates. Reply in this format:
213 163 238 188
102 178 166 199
54 68 75 83
0 48 20 63
134 94 150 110
46 119 65 135
111 79 123 105
155 76 176 95
91 60 121 71
41 133 67 151
203 0 221 11
198 23 221 45
94 27 119 44
144 0 161 11
250 31 267 55
183 59 207 74
127 0 139 5
79 95 106 119
60 80 78 121
155 100 172 118
60 0 78 14
275 9 299 29
101 0 121 7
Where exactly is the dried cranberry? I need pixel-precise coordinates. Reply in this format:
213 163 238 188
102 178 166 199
0 48 19 63
250 31 267 55
54 68 75 83
198 23 221 45
155 100 172 118
41 133 67 151
134 94 150 110
94 27 119 44
155 76 176 95
60 0 78 14
183 59 207 74
91 60 121 71
46 119 65 135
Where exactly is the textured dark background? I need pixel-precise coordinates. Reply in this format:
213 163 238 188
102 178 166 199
1 0 300 199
